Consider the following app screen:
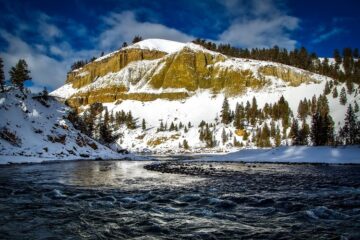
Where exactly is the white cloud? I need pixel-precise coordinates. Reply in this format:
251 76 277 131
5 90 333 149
99 11 193 49
218 0 299 49
311 28 343 44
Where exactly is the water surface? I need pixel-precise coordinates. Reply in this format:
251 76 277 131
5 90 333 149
0 160 360 239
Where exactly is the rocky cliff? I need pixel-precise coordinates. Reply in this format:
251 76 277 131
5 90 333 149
55 39 322 109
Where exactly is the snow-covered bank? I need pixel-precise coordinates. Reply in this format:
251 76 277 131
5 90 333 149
203 146 360 164
0 89 128 164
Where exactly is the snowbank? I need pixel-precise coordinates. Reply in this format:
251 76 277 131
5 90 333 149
203 146 360 164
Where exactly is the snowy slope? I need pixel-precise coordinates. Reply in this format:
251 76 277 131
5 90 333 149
203 146 360 164
0 88 125 164
51 39 360 154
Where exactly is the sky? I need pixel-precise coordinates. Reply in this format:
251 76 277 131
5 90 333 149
0 0 359 91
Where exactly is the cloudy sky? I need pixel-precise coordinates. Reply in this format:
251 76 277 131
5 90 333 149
0 0 359 91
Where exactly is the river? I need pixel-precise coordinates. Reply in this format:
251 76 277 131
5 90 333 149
0 160 360 239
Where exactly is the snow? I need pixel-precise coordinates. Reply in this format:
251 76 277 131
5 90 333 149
124 38 186 54
203 146 360 164
0 89 129 165
50 83 78 99
50 38 360 154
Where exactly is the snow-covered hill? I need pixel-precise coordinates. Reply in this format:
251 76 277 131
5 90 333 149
0 88 123 164
51 39 360 154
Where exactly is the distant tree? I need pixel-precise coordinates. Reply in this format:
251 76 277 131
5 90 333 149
0 56 4 91
298 121 310 145
122 42 128 48
339 104 360 145
311 112 334 146
132 35 143 43
289 119 300 145
220 97 231 124
142 119 146 131
99 108 113 144
340 87 347 105
275 126 281 147
9 59 31 92
332 87 338 98
355 101 359 113
323 81 331 95
333 49 342 66
183 139 189 150
221 128 228 144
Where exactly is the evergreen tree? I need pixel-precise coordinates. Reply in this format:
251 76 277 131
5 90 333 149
0 56 4 92
275 126 281 147
221 97 231 124
270 120 276 137
183 139 189 150
122 42 128 48
333 49 342 65
311 112 334 146
99 108 113 144
323 81 331 95
355 101 359 113
289 119 300 145
142 119 146 131
298 121 310 145
340 87 347 105
311 95 317 114
221 128 228 144
332 87 338 98
250 96 258 125
9 59 31 92
132 35 143 43
339 104 359 144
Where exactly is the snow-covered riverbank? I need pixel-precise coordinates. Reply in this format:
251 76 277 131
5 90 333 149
203 146 360 164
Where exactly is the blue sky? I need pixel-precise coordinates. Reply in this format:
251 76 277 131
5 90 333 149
0 0 359 90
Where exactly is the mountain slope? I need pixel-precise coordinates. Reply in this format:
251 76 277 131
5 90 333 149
0 88 122 163
51 39 360 154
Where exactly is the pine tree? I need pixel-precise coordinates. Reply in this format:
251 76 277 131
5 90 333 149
339 104 359 145
221 97 231 124
169 122 175 131
132 35 143 43
221 128 228 144
0 56 4 92
250 96 258 125
275 126 281 147
99 108 113 144
311 95 317 114
9 59 31 92
355 101 359 113
142 119 146 131
323 81 331 95
298 121 310 145
340 87 347 105
332 87 338 98
289 119 300 145
183 139 189 149
184 126 188 133
270 120 276 137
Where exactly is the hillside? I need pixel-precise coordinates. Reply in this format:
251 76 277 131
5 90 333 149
0 88 123 163
51 39 360 154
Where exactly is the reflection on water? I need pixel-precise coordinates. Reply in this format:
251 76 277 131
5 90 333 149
0 160 360 239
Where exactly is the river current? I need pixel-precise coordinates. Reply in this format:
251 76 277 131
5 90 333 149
0 160 360 239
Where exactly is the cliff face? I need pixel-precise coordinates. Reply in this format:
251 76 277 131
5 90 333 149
58 42 321 108
67 49 166 88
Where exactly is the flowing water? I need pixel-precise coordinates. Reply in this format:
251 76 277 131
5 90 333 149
0 160 360 239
